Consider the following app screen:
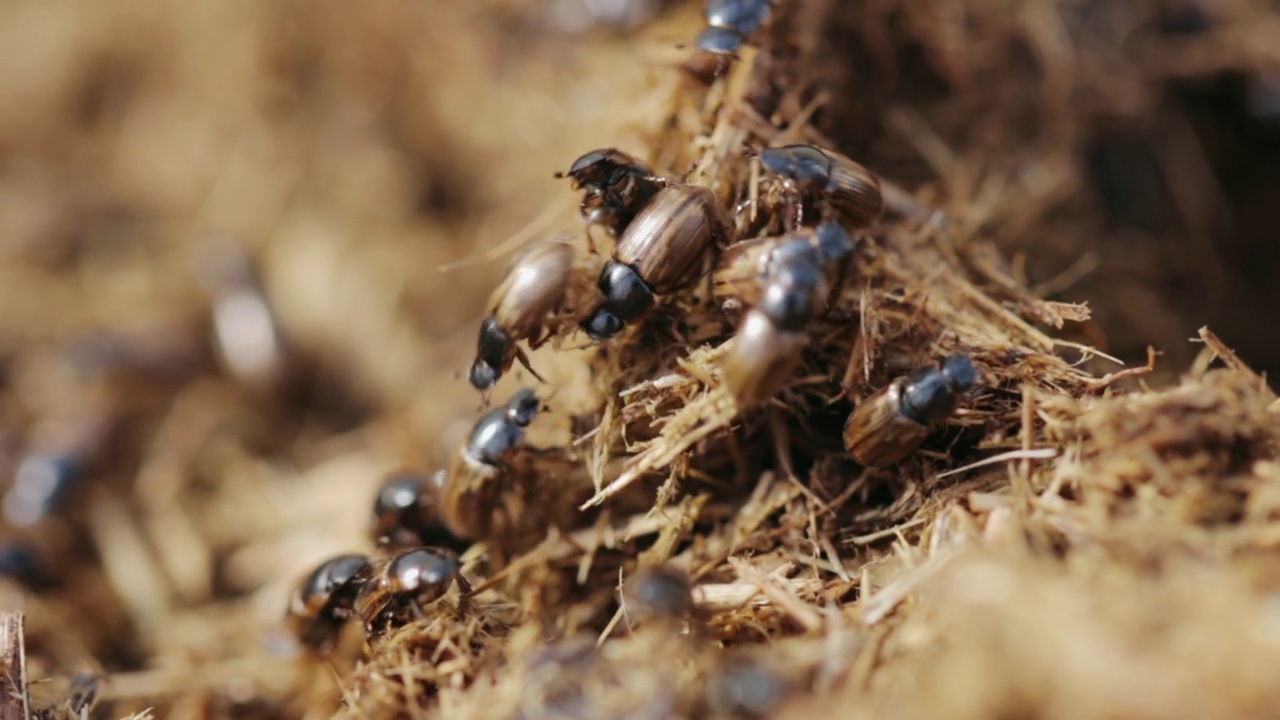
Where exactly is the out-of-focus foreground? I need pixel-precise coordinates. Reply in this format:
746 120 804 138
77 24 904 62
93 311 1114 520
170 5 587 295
0 0 1277 719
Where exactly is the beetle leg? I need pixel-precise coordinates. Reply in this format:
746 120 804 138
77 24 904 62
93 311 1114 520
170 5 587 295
454 572 475 616
790 197 805 232
408 597 426 622
710 53 735 79
702 242 723 307
513 347 549 385
824 255 852 315
527 326 552 351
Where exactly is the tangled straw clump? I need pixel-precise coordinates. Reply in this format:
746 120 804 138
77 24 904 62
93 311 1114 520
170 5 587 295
317 6 1280 720
2 1 1279 719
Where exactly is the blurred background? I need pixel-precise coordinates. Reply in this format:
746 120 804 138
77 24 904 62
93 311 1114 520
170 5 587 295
0 0 1277 717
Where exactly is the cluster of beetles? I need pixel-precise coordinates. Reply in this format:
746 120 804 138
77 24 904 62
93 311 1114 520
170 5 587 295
285 0 980 656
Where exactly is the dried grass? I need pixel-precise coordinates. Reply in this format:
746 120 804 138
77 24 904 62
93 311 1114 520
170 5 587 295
0 1 1278 719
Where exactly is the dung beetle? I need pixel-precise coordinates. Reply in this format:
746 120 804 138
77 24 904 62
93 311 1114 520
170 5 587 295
721 237 823 407
843 354 980 467
354 546 471 637
694 0 774 55
720 224 857 407
556 149 666 239
371 470 469 553
582 185 730 340
713 222 853 305
463 387 540 468
755 144 883 230
442 388 542 540
470 239 575 392
285 554 371 653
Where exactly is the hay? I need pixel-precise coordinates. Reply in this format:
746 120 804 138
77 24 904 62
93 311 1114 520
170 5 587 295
0 1 1278 719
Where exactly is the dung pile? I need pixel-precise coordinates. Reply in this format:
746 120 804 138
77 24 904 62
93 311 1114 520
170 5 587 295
0 1 1277 720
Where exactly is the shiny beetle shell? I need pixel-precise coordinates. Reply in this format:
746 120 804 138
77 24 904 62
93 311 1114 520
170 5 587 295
372 470 468 552
441 388 540 540
695 25 747 54
442 411 509 540
354 547 470 635
381 547 463 601
696 0 773 55
711 235 779 307
488 240 574 341
470 240 575 390
843 355 979 467
758 144 884 229
440 453 495 541
842 381 932 468
713 224 853 312
901 354 980 424
705 0 771 34
722 309 807 408
614 185 728 294
286 554 371 651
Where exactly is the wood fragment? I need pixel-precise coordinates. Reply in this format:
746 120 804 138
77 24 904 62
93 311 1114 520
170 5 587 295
0 613 28 720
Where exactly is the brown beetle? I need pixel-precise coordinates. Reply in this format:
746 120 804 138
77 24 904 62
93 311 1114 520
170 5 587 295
285 554 371 653
582 185 731 340
354 546 471 637
721 225 857 407
470 239 576 391
371 470 469 553
441 388 541 540
755 144 883 231
713 222 855 311
556 148 667 239
843 354 979 467
722 309 809 408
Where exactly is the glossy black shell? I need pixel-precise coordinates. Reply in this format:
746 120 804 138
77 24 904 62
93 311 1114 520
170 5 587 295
582 260 656 341
300 554 370 608
465 388 539 466
695 25 746 54
372 471 468 551
385 547 460 595
706 0 771 36
899 354 979 424
757 145 834 192
469 317 511 390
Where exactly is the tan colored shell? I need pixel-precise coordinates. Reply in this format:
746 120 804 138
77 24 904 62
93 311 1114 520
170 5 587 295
615 185 729 294
440 450 501 541
842 380 931 467
712 226 848 313
712 235 780 309
488 239 576 340
824 153 883 230
721 309 807 408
